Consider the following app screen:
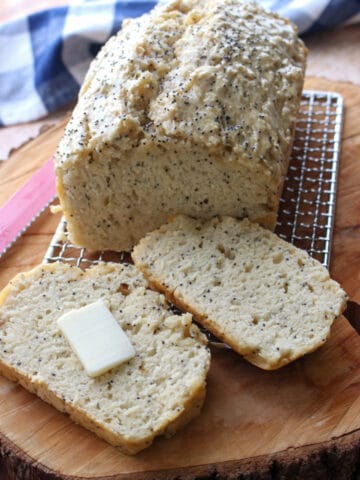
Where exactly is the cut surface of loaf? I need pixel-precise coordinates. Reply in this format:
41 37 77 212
0 262 210 454
55 0 307 251
132 216 347 370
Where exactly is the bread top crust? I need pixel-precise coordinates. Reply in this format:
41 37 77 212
55 0 306 175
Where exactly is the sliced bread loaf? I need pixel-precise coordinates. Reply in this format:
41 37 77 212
0 262 210 454
55 0 306 251
132 216 347 370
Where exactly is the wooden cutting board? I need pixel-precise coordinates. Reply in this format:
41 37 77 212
1 77 360 480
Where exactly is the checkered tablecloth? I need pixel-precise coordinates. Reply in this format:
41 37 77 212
0 0 359 126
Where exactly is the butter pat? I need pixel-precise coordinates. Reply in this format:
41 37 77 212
58 299 136 377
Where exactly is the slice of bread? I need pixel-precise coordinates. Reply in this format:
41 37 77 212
0 262 210 454
132 215 347 370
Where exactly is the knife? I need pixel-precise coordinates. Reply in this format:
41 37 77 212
0 157 56 258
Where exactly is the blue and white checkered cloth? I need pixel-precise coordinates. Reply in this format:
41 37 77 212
0 0 359 126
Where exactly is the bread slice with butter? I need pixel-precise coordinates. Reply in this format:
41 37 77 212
0 262 210 454
132 215 347 370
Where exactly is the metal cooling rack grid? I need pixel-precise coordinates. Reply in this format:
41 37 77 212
43 217 131 267
275 90 343 267
44 90 344 269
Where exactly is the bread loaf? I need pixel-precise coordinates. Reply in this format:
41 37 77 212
0 262 210 454
55 0 307 251
132 215 347 370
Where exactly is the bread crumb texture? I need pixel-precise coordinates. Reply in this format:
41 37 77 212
0 262 210 454
55 0 307 251
132 216 347 370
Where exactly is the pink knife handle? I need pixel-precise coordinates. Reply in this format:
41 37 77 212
0 157 56 256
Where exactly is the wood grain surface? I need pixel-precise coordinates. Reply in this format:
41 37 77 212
0 77 360 480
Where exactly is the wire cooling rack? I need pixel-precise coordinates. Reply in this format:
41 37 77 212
44 90 343 269
275 90 343 267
